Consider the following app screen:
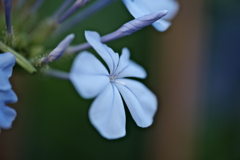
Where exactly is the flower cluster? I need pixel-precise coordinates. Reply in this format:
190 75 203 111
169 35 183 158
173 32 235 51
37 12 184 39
0 0 179 139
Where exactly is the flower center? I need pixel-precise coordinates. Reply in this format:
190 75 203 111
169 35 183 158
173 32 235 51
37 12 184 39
109 73 118 81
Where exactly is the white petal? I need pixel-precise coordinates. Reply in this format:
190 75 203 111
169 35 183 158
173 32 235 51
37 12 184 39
152 19 172 32
115 48 130 74
85 31 119 74
122 0 149 18
89 84 126 139
70 51 109 99
117 60 146 79
122 0 179 31
114 79 157 128
0 104 17 129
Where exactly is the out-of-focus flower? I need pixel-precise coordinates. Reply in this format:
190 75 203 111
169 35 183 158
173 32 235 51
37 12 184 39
0 52 18 130
122 0 179 31
69 31 157 139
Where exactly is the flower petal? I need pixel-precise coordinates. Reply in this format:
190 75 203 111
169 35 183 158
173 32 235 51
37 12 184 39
117 60 146 79
115 47 130 74
0 90 18 104
114 48 146 79
122 0 179 31
85 31 119 74
152 18 171 32
89 84 126 139
0 104 17 129
70 51 109 99
0 52 15 91
114 79 157 128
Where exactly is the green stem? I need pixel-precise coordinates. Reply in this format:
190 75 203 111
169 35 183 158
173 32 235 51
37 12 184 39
0 41 37 74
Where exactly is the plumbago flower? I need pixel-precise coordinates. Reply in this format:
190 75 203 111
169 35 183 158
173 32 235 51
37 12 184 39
122 0 179 31
70 31 157 139
0 52 17 131
0 0 179 139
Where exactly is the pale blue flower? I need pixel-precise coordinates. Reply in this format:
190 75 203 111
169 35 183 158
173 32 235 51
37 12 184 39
70 31 157 139
122 0 179 31
0 52 17 130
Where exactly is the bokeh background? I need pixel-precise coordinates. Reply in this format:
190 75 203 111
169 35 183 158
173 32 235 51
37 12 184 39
1 0 240 160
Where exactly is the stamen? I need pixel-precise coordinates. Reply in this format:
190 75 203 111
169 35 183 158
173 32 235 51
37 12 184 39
109 73 118 81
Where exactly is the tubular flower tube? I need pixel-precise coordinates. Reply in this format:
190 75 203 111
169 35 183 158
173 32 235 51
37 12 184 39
57 0 90 24
0 52 18 131
57 0 117 33
1 0 12 34
30 0 45 13
122 0 179 31
42 34 75 64
52 0 75 19
69 31 157 139
67 10 168 53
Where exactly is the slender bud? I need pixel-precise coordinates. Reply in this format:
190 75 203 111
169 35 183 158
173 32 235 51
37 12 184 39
52 0 75 19
1 0 12 34
42 34 75 64
17 0 27 8
30 0 45 13
57 0 117 33
67 10 168 53
57 0 90 24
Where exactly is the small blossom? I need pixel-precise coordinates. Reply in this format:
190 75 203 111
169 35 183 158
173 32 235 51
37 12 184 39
0 52 18 130
122 0 179 31
69 31 157 139
42 34 75 64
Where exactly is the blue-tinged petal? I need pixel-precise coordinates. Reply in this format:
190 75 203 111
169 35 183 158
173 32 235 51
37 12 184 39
0 52 15 91
0 103 17 129
122 0 179 31
0 52 15 78
114 79 157 128
0 90 18 104
115 48 130 74
89 84 126 139
132 0 179 20
152 19 171 32
85 31 119 74
117 60 146 79
122 0 149 18
70 51 109 99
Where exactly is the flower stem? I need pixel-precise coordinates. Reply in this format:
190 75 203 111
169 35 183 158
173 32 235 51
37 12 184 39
0 41 37 74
